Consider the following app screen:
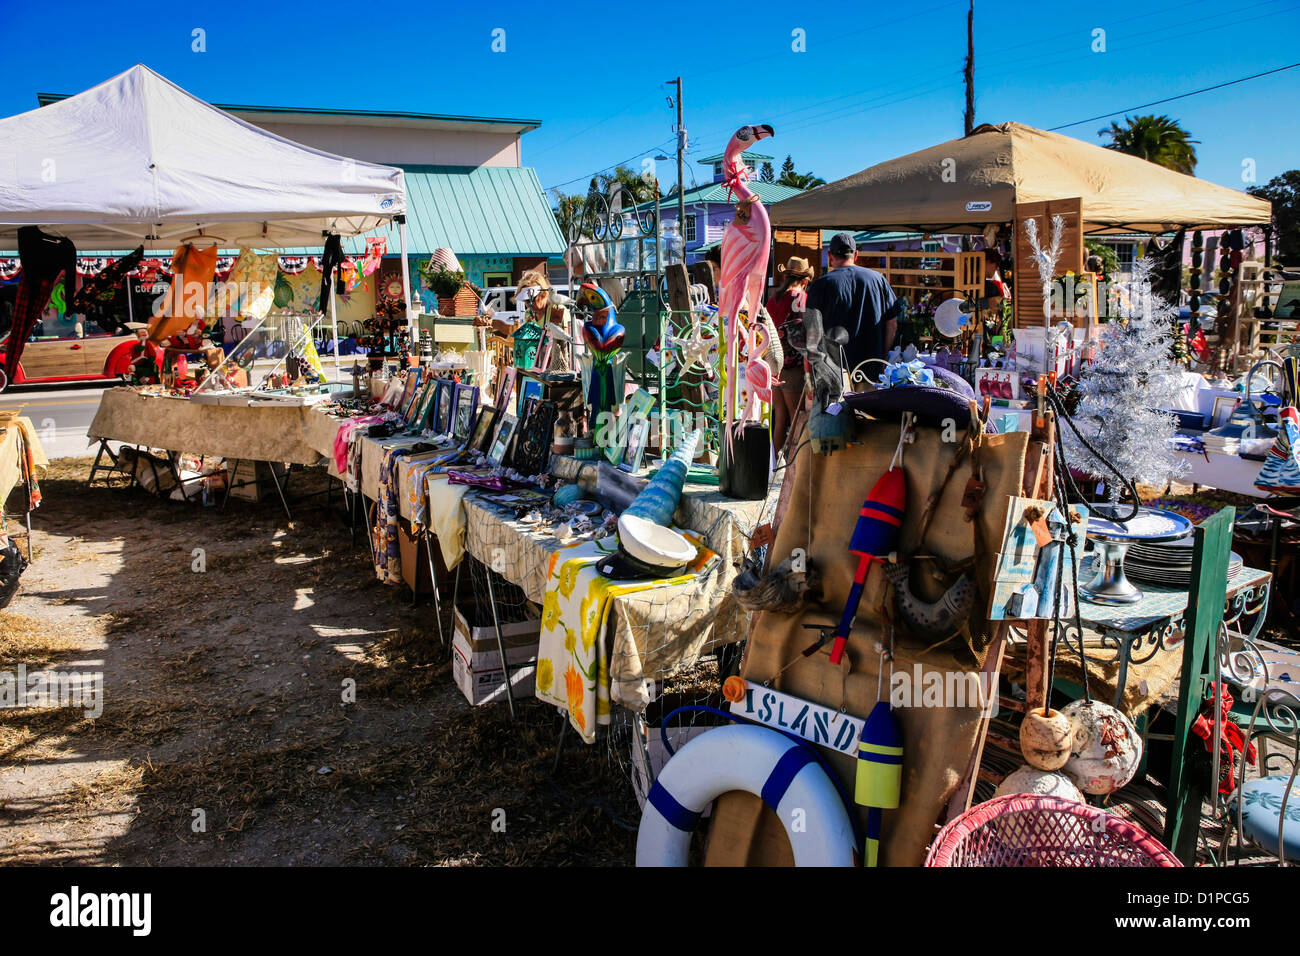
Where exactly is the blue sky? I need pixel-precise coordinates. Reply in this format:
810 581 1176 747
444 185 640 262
1 0 1297 199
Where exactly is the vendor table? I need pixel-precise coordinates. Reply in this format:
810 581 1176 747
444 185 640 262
88 387 328 466
1175 447 1267 498
461 470 776 722
0 416 47 560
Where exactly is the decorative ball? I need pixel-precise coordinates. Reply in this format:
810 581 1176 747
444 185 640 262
993 765 1084 802
553 483 586 507
1061 699 1143 795
1019 708 1076 771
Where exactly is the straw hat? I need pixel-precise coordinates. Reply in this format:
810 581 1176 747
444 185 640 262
778 256 813 280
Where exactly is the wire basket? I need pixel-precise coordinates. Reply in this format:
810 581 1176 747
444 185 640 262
925 795 1181 867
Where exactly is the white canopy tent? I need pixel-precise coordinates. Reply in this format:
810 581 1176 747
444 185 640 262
0 64 415 371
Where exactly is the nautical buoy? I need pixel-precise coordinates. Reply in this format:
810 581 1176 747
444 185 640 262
1019 708 1076 771
856 700 903 867
828 465 906 665
636 724 856 867
993 765 1084 802
1061 699 1142 795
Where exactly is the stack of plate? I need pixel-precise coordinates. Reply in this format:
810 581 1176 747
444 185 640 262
1125 536 1243 587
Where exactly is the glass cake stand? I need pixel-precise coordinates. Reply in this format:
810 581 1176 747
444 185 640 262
1081 506 1194 606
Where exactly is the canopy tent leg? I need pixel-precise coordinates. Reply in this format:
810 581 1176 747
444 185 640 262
398 215 415 354
328 282 341 381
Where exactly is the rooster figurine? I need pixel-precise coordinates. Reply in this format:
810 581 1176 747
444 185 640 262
717 123 775 444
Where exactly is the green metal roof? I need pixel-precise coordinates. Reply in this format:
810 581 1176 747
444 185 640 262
649 180 806 209
2 164 564 259
695 150 774 164
338 164 564 257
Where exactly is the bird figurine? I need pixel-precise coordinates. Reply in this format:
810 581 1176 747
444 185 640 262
716 123 775 446
576 282 626 420
736 318 780 434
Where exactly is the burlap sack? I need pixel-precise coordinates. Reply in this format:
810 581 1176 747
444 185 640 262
705 414 1028 866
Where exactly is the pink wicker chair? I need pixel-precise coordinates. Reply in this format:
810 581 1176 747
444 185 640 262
926 795 1182 867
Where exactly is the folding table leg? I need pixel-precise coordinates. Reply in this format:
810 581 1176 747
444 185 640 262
422 529 446 645
221 459 239 511
483 568 516 722
265 461 293 522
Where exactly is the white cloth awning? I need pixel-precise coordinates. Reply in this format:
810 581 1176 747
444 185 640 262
0 65 406 250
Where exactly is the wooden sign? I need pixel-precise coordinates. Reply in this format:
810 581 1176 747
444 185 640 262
1013 198 1085 329
728 684 863 755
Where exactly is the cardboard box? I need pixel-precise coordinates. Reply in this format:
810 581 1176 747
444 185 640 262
227 460 288 502
451 603 539 705
451 627 539 706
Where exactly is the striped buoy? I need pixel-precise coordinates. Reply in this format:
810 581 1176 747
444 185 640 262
856 701 903 867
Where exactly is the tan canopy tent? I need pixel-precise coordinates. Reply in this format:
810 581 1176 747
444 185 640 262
769 121 1271 235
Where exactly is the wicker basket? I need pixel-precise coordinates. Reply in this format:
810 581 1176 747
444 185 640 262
925 795 1181 867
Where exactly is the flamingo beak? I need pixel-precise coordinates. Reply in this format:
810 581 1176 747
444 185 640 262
754 124 774 140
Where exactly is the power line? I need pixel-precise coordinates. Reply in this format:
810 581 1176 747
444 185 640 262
543 138 674 194
1048 61 1300 130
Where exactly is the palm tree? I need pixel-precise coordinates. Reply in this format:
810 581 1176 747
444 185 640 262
551 190 586 239
777 170 827 189
1101 114 1199 175
596 165 662 205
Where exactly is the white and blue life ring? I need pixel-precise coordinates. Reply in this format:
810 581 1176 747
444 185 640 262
636 724 857 866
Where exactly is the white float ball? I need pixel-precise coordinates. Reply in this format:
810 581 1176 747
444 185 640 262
993 765 1084 802
1061 698 1143 795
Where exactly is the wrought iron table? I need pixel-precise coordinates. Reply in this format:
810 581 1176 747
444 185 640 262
1069 553 1273 709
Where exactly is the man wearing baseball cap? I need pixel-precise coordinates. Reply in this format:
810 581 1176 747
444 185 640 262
805 232 901 373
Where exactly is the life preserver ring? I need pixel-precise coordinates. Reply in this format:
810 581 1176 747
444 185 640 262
636 724 857 866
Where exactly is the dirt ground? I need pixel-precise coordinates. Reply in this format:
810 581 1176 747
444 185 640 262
0 459 639 866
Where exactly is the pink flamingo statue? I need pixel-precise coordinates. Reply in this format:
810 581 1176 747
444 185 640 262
716 123 775 447
737 319 781 435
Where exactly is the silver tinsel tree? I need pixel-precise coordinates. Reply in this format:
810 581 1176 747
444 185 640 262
1066 259 1189 500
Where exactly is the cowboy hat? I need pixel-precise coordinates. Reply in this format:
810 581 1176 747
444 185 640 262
778 256 814 279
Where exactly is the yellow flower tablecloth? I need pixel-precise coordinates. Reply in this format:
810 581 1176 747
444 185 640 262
535 532 717 744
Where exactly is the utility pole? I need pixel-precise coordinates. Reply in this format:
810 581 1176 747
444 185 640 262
670 77 687 259
964 0 975 135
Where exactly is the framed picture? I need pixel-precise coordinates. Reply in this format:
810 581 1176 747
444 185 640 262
399 367 423 421
495 366 517 413
511 400 557 476
619 416 651 473
408 377 439 432
517 377 544 416
1210 395 1239 428
488 413 518 466
535 327 553 372
434 378 455 434
469 406 499 454
453 384 479 442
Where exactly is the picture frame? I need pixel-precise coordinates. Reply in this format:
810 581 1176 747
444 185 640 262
1210 395 1239 429
452 384 479 443
433 378 455 434
488 413 518 466
517 377 544 416
495 366 517 413
511 400 557 476
534 327 552 372
469 405 499 454
399 367 423 421
408 376 439 432
619 415 651 473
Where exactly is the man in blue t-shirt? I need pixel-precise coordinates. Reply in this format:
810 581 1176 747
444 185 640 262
804 232 900 374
